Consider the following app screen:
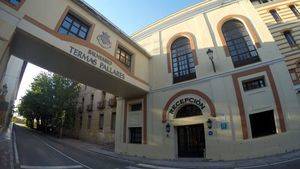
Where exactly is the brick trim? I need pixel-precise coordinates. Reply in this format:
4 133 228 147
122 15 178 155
232 65 286 139
166 32 198 73
216 15 262 57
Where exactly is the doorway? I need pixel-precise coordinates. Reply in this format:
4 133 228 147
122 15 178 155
177 124 205 158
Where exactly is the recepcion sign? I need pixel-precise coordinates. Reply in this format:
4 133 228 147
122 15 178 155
168 96 208 115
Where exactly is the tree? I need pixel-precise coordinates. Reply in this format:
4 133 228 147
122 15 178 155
18 73 80 136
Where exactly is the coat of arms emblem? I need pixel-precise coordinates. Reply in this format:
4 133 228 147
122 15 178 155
97 32 111 49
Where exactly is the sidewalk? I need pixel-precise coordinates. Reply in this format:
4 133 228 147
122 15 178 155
53 136 300 169
0 123 13 169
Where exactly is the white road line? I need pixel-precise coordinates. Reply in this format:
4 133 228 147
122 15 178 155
126 166 143 169
137 163 179 169
235 157 300 169
13 131 20 165
0 138 9 142
20 165 83 169
33 135 93 169
10 124 14 169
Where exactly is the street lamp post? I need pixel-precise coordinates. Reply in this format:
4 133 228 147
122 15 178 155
207 49 216 73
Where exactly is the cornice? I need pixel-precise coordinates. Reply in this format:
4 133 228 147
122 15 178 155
132 0 239 42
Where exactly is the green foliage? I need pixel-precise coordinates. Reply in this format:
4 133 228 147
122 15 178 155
18 73 80 133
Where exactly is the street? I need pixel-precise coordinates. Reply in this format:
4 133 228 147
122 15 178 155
8 124 300 169
13 125 146 169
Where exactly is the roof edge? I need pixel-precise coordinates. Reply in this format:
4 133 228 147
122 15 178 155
131 0 214 37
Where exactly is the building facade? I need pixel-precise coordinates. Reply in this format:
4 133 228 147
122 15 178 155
74 85 116 145
115 0 300 160
0 55 26 129
0 0 300 161
250 0 300 93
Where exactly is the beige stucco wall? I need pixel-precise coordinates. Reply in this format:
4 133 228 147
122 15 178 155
115 0 300 160
1 0 300 161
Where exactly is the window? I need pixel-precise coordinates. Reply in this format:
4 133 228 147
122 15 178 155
289 63 300 84
250 0 272 4
176 105 202 118
87 115 92 129
284 31 297 47
111 112 116 131
99 114 104 130
90 94 94 105
270 9 282 23
289 5 300 18
116 46 132 69
102 91 106 99
58 13 90 40
249 110 276 138
171 37 196 83
6 0 20 5
222 19 260 68
79 116 83 129
81 97 84 108
129 127 142 144
130 103 142 111
242 76 266 91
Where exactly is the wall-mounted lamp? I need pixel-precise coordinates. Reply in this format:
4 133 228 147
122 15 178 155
207 118 213 129
207 49 216 73
165 123 171 137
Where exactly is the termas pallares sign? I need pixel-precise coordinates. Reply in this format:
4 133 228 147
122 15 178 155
168 97 206 114
69 46 125 80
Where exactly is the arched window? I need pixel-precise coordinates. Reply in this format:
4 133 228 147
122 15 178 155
171 37 196 83
222 19 260 68
176 104 202 118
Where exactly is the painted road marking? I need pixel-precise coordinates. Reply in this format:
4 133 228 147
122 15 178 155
20 165 83 169
137 163 179 169
13 131 20 165
235 157 300 169
126 166 143 169
33 135 93 169
0 138 9 142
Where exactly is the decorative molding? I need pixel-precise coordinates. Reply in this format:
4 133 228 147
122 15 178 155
132 0 239 41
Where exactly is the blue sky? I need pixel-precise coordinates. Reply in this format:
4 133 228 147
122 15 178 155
84 0 202 35
16 0 202 105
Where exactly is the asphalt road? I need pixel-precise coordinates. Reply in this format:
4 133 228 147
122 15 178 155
12 124 300 169
13 125 145 169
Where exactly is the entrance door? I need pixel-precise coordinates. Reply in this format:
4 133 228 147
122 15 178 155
177 124 205 158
